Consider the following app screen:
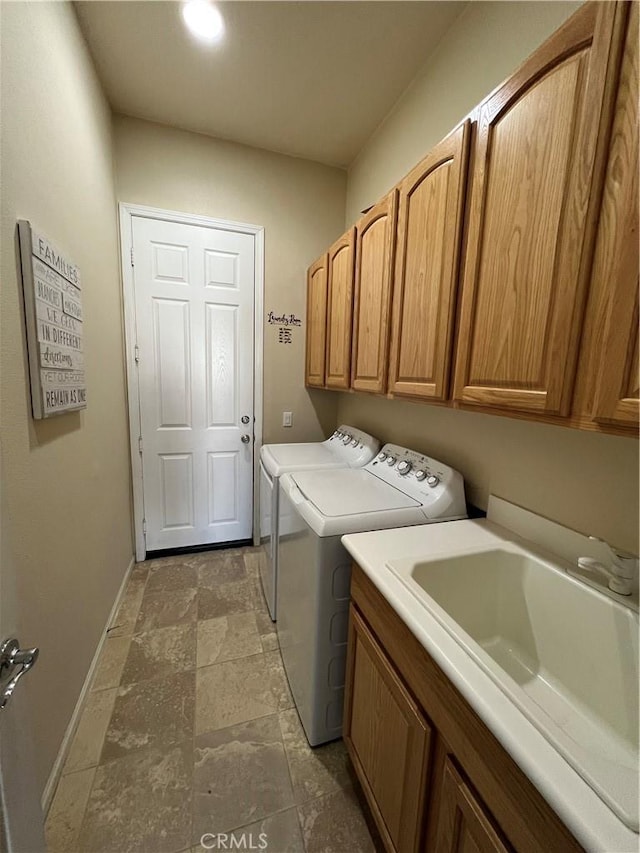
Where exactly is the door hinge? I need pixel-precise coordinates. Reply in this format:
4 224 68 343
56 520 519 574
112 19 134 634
130 247 135 267
142 519 147 534
134 344 140 363
138 436 143 454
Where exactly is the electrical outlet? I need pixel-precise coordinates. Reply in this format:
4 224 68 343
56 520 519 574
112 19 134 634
282 411 293 428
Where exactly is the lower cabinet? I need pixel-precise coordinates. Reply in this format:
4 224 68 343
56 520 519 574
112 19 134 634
430 755 511 853
344 607 431 852
344 563 584 853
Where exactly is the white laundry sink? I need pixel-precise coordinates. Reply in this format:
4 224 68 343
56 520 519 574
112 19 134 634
387 546 639 831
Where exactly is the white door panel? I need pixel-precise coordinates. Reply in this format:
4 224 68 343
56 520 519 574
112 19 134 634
133 217 255 551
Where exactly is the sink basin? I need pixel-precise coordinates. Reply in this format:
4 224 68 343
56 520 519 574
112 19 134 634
387 546 639 830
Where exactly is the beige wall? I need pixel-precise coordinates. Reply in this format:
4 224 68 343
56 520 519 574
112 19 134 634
339 0 639 552
113 115 344 444
346 1 583 223
0 1 133 798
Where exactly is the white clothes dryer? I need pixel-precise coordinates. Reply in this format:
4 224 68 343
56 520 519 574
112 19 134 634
258 425 379 620
276 443 467 746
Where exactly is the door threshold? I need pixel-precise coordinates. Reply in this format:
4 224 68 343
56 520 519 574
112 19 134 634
145 539 252 561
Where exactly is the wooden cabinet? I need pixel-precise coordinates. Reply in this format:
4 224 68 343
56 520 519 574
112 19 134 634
326 228 355 389
590 2 639 429
431 757 510 853
453 3 625 417
344 606 431 853
388 122 470 401
305 253 328 387
302 2 637 439
351 191 398 394
346 563 584 853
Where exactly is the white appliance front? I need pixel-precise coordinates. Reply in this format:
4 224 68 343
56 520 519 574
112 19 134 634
277 443 467 746
258 459 274 614
259 426 379 621
277 484 352 745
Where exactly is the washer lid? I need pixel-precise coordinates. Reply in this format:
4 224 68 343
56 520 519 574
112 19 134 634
291 468 421 517
261 442 343 476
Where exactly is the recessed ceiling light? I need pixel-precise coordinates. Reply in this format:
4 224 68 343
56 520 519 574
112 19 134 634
182 0 225 43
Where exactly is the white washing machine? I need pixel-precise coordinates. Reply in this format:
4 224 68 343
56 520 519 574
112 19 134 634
276 443 467 746
258 425 379 621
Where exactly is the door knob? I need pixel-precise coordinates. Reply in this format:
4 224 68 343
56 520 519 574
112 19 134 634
241 415 250 425
241 434 251 444
0 638 39 710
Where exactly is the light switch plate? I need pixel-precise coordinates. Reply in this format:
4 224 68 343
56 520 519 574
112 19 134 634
282 411 293 428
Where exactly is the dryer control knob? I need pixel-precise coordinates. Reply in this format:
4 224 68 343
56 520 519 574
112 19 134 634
377 452 387 462
397 460 412 475
415 470 427 481
342 434 352 444
386 456 396 466
350 438 359 447
427 475 440 487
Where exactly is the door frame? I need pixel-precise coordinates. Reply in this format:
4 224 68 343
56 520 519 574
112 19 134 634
118 202 265 561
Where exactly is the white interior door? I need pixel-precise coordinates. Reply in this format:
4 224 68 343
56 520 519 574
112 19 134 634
132 215 255 551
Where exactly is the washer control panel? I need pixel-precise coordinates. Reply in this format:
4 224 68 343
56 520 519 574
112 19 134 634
368 443 466 519
326 425 381 467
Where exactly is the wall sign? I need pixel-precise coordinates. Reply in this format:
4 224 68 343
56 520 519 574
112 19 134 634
267 310 301 345
18 220 86 418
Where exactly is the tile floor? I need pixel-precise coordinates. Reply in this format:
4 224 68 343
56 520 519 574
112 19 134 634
45 547 377 853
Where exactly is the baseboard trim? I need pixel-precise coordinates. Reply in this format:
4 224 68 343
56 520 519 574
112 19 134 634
40 555 136 814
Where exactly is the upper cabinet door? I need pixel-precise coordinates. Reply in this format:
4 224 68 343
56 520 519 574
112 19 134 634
326 228 356 389
388 122 470 401
305 253 329 388
592 3 639 429
351 191 399 394
453 3 626 416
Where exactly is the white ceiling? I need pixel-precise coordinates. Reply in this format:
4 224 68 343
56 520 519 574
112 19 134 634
74 1 465 167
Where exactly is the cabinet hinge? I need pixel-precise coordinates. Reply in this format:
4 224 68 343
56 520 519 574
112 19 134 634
134 344 140 363
130 247 135 267
138 436 143 455
142 519 147 535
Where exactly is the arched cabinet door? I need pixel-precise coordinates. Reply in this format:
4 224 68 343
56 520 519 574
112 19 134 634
305 253 329 388
591 2 639 429
351 190 399 395
387 121 470 401
326 228 355 389
453 2 627 416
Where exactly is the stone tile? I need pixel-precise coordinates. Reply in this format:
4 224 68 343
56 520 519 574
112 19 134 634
146 562 198 594
195 650 293 735
297 787 375 853
107 578 146 638
242 548 264 580
255 610 278 650
136 587 197 632
197 613 262 667
249 574 269 615
45 766 96 853
197 578 257 621
102 671 194 761
279 710 350 804
260 633 279 652
196 552 247 586
91 636 131 692
192 715 294 842
193 807 304 853
64 688 117 773
130 561 150 583
78 740 193 853
122 623 196 685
